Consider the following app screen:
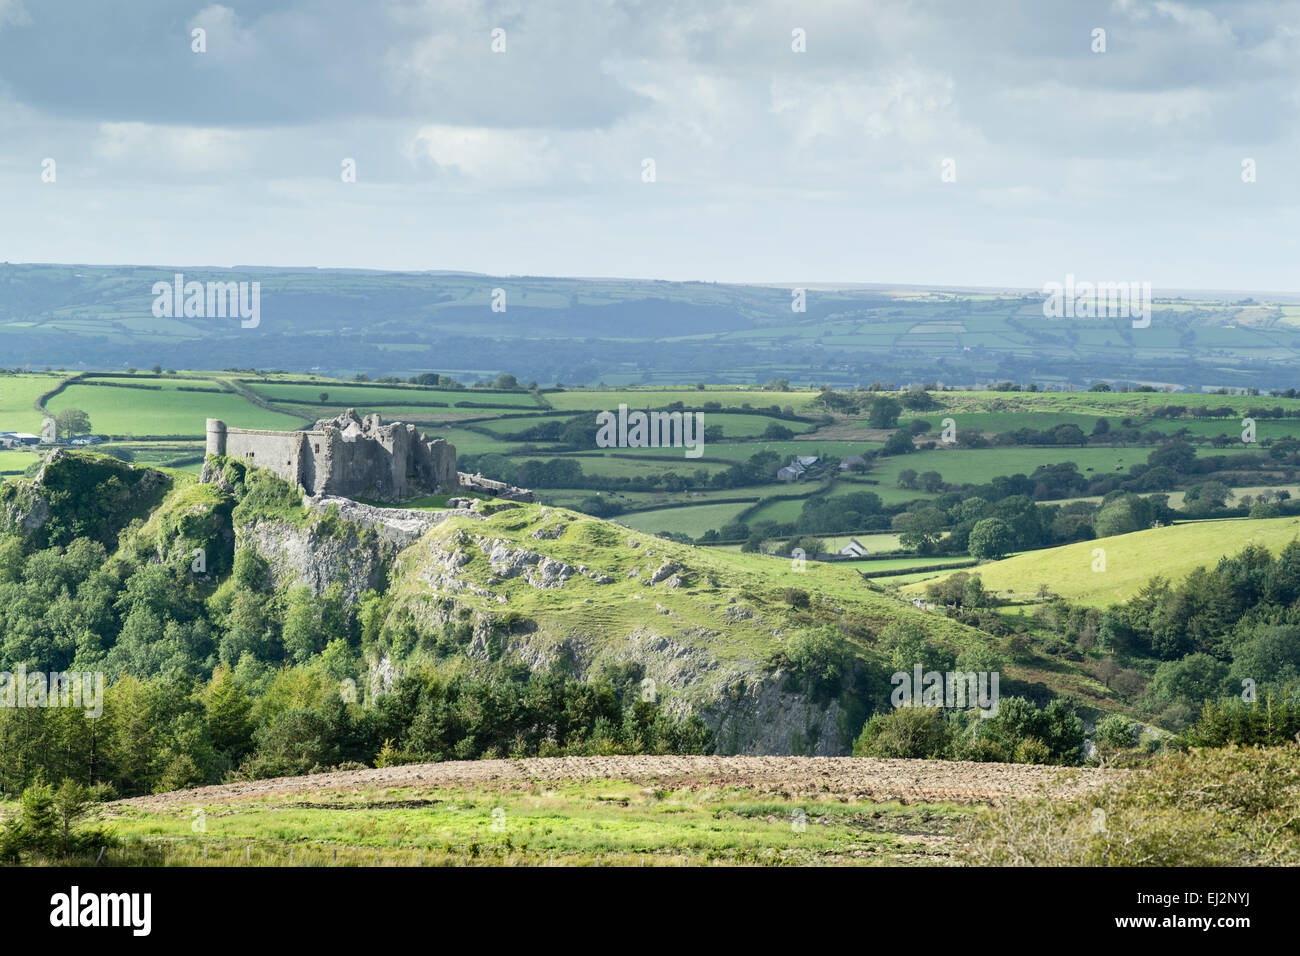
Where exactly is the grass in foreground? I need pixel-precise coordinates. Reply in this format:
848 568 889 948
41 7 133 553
88 780 971 867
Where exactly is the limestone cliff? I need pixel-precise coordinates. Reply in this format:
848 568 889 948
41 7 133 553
234 496 856 755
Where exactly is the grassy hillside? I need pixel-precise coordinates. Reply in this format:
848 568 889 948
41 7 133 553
386 502 985 670
908 516 1300 606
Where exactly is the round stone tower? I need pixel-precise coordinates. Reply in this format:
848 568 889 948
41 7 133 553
205 418 227 457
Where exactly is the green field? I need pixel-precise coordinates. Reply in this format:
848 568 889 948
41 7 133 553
869 445 1225 488
819 533 903 552
47 383 307 436
0 449 40 474
854 556 973 573
92 771 979 867
0 373 61 432
544 388 822 412
909 516 1300 606
619 501 754 535
905 411 1105 433
245 382 542 408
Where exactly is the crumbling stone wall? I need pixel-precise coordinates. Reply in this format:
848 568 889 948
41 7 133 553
206 409 457 501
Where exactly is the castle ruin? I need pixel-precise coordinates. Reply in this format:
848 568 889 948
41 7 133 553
206 409 458 501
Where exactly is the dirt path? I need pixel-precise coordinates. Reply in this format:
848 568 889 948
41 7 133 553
120 755 1120 808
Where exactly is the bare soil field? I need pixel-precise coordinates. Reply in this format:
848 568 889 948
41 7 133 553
120 755 1119 809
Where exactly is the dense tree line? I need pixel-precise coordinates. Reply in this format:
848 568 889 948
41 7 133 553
0 661 711 799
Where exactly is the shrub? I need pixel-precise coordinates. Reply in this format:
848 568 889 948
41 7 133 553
1095 714 1138 753
853 706 953 758
961 744 1300 866
781 626 853 696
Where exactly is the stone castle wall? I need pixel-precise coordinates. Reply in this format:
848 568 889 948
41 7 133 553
205 410 457 501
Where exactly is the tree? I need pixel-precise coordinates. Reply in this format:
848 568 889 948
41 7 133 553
881 429 914 455
1190 480 1233 510
898 468 918 489
895 507 947 553
782 626 851 695
918 470 944 493
1095 714 1137 754
319 392 329 403
1095 496 1140 536
52 779 91 848
968 517 1013 560
1148 439 1198 475
868 396 901 429
1052 424 1086 445
204 664 254 756
1151 653 1230 709
282 587 327 663
54 408 92 439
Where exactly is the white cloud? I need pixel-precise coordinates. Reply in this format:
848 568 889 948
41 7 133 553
0 0 29 29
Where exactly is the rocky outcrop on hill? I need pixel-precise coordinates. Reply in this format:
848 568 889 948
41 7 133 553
207 481 857 755
234 496 484 603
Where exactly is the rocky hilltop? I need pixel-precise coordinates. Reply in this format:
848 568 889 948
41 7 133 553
1 451 988 756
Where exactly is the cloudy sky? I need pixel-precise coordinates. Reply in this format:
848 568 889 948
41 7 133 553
1 0 1297 290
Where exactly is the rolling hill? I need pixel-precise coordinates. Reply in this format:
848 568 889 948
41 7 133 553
908 516 1300 606
6 263 1300 389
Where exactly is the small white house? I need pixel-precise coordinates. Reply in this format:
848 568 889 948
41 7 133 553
839 538 869 557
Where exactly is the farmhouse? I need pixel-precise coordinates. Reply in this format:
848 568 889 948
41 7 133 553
777 454 821 482
838 538 869 557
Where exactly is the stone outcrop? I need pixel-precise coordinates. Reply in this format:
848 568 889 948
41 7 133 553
457 471 534 502
234 495 483 604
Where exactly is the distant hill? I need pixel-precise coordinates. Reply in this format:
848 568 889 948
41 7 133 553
5 263 1300 390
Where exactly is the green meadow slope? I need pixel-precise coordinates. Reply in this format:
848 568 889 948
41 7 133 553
908 516 1300 607
256 496 999 754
